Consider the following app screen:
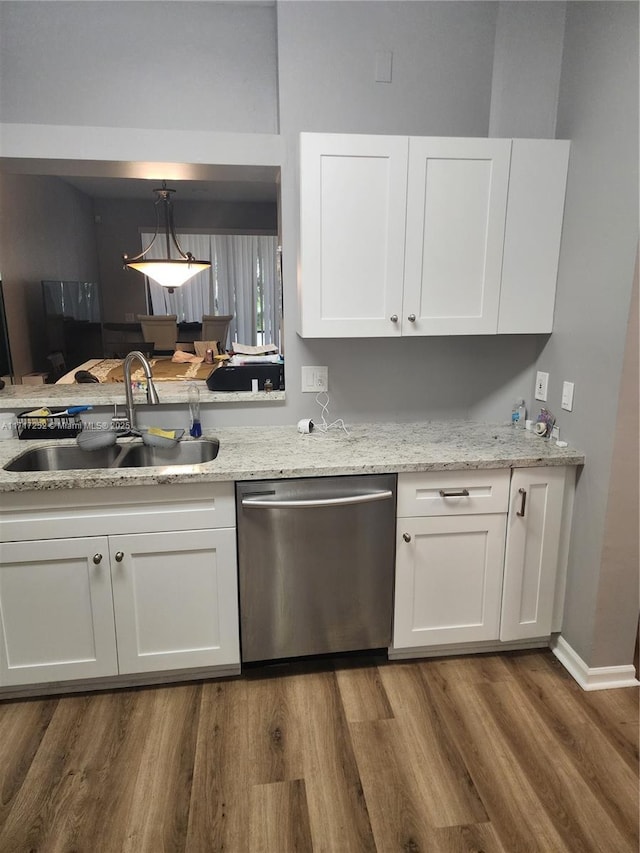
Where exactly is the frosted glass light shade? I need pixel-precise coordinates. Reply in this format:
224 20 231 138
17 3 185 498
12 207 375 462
125 259 210 288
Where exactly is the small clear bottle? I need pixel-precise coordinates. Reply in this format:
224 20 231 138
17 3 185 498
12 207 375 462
512 399 526 429
188 384 202 438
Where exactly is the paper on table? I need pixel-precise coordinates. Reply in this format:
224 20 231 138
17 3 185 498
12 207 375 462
229 355 281 365
232 343 279 355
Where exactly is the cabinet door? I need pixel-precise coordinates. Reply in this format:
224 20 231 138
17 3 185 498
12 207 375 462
500 467 566 641
498 140 570 333
298 132 408 337
393 514 507 649
110 528 239 674
0 537 118 686
403 137 511 335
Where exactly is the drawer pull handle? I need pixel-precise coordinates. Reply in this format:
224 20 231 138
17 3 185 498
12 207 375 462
402 533 411 543
115 551 125 562
407 313 416 322
439 488 470 498
390 314 398 323
517 488 527 518
92 553 102 565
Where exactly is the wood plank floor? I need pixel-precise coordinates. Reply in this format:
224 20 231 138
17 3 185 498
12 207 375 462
0 649 637 853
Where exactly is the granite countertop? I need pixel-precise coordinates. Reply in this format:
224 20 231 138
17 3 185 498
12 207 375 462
0 421 585 493
0 383 285 408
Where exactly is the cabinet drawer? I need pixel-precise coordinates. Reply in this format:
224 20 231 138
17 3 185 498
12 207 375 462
397 470 510 517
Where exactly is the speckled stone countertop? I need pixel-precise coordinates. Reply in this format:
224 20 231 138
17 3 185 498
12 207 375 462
0 421 584 493
0 383 285 408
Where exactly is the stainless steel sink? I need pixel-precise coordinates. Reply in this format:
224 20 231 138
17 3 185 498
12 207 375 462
116 438 220 468
3 438 220 472
4 444 122 472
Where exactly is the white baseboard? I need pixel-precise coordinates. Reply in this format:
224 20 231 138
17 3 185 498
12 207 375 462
551 634 640 691
388 637 549 660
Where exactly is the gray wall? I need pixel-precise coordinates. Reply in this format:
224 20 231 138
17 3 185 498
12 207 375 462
541 1 639 667
0 173 99 381
595 262 638 668
0 1 278 133
489 1 566 138
277 1 497 136
276 0 563 429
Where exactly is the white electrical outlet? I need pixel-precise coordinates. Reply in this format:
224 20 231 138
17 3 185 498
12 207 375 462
302 366 328 393
561 381 574 411
535 371 549 402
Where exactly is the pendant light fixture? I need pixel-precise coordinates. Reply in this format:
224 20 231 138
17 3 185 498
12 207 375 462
122 182 210 291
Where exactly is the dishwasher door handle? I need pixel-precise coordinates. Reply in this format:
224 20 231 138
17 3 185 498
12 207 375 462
242 490 394 509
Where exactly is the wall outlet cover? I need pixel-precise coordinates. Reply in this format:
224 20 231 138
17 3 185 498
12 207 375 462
535 371 549 402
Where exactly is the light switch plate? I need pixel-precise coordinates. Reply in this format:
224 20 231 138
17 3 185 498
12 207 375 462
561 381 574 411
535 371 549 402
375 50 393 83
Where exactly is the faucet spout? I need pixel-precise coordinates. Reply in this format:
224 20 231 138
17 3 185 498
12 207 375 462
123 350 160 431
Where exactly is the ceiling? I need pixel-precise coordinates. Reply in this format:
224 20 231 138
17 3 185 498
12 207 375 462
0 159 280 204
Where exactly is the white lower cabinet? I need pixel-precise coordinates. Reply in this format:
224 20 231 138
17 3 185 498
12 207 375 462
393 513 507 647
392 467 573 655
0 483 239 690
110 528 239 674
0 536 118 686
500 467 568 641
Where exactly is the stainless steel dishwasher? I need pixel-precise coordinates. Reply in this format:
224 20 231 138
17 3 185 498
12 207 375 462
236 474 396 663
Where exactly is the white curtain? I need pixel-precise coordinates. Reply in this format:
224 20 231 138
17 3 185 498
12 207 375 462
259 236 279 348
142 231 278 346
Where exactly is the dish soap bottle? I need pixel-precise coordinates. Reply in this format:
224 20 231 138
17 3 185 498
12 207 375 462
512 399 526 429
188 384 202 438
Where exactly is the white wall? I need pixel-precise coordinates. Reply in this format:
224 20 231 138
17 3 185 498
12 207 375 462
540 1 638 667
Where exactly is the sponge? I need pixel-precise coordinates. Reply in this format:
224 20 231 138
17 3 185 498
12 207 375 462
146 427 177 440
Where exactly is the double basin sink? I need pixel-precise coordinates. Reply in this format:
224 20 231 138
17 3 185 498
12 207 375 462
4 439 220 473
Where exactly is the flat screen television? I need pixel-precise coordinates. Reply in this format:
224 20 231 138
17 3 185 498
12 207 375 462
42 280 103 369
42 280 102 323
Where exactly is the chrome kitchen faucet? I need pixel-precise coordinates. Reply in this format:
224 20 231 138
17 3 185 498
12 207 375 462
123 350 160 431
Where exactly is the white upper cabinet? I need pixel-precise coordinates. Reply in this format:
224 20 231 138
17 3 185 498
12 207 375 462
403 137 511 335
498 139 570 334
298 133 569 338
298 132 409 337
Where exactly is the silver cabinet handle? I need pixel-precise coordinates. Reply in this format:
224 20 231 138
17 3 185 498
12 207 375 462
407 313 416 322
114 551 125 562
93 553 103 565
439 488 470 498
516 488 527 517
242 490 393 509
402 532 411 543
390 314 398 323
